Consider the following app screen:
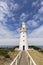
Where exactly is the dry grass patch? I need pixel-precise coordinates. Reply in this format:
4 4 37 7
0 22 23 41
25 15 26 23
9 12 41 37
0 48 19 65
29 50 43 65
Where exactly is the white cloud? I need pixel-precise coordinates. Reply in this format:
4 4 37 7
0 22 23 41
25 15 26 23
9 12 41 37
0 23 15 39
0 13 5 21
0 1 20 23
10 2 19 11
0 1 18 22
0 1 9 14
41 1 43 6
11 17 16 21
40 17 43 21
0 38 19 46
28 38 43 45
0 0 43 46
37 1 43 21
38 0 43 14
38 6 43 13
32 1 43 22
0 22 20 39
32 1 39 7
0 1 9 23
0 23 43 46
33 14 39 20
27 20 38 28
0 38 43 46
0 1 20 45
0 23 20 45
20 13 28 21
29 25 43 38
13 3 19 11
16 28 20 32
32 1 37 6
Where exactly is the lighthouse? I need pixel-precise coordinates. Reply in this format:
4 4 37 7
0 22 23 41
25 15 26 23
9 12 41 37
19 22 28 50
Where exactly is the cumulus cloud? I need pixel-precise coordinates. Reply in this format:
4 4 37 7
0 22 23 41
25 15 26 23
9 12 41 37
0 0 20 42
38 6 43 14
13 3 19 11
32 1 38 6
10 2 19 11
0 1 9 14
0 1 20 23
20 13 28 22
32 0 40 7
0 22 20 39
33 14 39 21
28 38 43 45
38 0 43 14
0 23 14 39
0 1 9 22
32 0 43 22
37 1 43 21
27 20 39 28
0 23 20 45
0 0 43 46
41 1 43 6
0 13 5 21
0 38 19 46
29 25 43 38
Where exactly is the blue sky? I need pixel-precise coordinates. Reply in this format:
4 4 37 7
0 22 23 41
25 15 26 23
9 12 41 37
0 0 43 46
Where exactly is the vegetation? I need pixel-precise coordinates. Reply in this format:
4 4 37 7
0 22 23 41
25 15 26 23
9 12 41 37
29 50 43 65
29 46 43 53
28 46 43 65
0 48 10 58
0 47 19 65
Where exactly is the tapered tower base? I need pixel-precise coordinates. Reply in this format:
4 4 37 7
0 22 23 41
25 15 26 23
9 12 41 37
19 22 28 50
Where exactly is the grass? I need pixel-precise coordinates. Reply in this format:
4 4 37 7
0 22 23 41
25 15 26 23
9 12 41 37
0 48 19 65
29 46 43 53
28 49 43 65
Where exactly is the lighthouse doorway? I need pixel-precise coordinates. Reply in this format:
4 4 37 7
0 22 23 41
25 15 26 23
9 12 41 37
23 46 25 50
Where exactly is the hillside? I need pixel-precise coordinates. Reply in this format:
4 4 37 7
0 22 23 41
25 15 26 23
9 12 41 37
0 48 19 65
29 49 43 65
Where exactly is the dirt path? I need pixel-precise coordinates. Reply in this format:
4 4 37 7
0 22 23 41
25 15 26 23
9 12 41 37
19 51 29 65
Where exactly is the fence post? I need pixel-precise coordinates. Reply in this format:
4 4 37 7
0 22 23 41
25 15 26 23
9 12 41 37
15 59 17 65
30 58 32 65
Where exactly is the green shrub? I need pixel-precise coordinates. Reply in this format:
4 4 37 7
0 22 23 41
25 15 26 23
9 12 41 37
4 54 10 58
0 49 10 58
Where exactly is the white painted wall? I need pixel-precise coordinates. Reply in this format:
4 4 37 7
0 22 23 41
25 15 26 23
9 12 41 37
19 22 28 50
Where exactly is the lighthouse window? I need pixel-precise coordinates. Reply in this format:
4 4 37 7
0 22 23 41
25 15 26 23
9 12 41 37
23 28 24 29
23 40 25 41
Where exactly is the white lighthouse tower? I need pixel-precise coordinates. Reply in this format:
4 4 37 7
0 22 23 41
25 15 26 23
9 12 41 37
19 22 28 50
